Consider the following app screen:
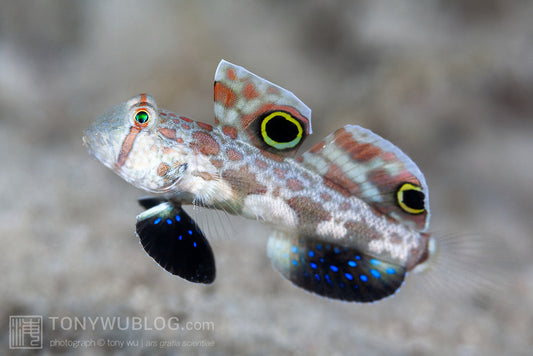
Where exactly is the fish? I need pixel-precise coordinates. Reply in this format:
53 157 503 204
83 60 434 302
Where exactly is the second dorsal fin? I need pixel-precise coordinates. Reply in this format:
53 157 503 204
299 125 430 231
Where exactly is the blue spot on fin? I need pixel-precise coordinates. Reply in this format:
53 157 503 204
267 232 406 302
136 199 215 284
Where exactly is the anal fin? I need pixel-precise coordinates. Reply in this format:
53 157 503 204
267 231 406 302
136 201 215 284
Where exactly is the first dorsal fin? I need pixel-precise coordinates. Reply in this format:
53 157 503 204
213 60 312 157
299 125 430 231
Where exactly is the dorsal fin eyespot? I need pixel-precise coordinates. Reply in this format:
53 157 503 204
396 182 426 215
214 60 311 158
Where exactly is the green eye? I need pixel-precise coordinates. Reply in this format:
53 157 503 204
135 110 150 126
396 182 425 215
260 111 303 150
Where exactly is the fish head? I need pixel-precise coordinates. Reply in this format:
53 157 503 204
83 94 188 193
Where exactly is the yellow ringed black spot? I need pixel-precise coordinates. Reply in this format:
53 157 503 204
260 111 303 150
396 182 425 215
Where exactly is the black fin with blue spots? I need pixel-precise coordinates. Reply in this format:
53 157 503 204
267 232 406 302
136 201 215 284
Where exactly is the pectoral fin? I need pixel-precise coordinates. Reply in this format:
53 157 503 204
136 201 215 284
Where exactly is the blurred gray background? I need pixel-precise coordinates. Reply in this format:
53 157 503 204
1 1 532 355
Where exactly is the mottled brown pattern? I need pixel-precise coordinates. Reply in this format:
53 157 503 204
159 128 176 140
273 168 286 178
260 149 284 162
344 220 382 241
161 146 174 154
210 159 223 169
339 201 351 211
320 192 332 202
222 166 267 196
192 131 220 155
179 116 192 122
197 121 213 131
157 162 170 177
343 220 359 233
226 149 243 161
301 172 312 181
182 123 191 130
287 178 304 191
222 125 238 139
287 196 331 226
390 232 403 244
254 159 268 169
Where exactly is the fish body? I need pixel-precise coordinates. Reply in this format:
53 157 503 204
84 60 432 302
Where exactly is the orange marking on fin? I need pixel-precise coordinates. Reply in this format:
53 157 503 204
309 141 325 154
323 164 362 197
334 128 382 162
214 82 237 108
227 68 236 81
243 82 259 99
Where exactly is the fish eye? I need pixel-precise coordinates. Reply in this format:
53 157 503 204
396 182 425 215
260 111 303 150
134 110 150 127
